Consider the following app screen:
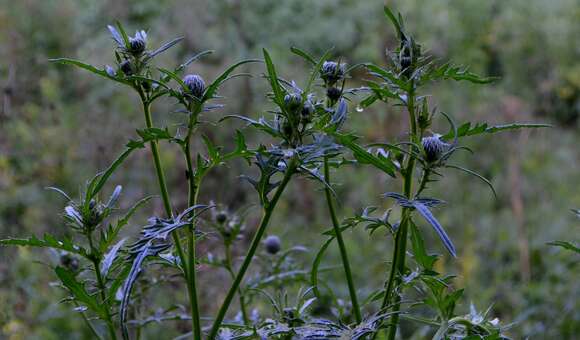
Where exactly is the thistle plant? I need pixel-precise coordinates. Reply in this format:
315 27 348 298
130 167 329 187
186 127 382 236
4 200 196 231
0 6 553 340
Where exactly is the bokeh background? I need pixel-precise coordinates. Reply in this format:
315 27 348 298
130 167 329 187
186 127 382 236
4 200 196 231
0 0 578 339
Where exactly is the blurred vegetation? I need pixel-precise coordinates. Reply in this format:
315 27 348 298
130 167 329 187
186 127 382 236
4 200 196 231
0 0 578 338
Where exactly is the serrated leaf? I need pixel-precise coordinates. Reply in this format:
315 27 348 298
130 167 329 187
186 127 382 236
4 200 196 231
547 241 580 253
55 267 106 319
441 122 551 140
409 221 437 270
333 133 396 177
0 234 89 259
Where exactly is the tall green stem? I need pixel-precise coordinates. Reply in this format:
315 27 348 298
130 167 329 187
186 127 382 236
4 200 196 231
138 89 193 332
88 233 117 340
224 243 250 325
208 158 297 339
182 106 202 339
377 81 417 340
323 157 362 323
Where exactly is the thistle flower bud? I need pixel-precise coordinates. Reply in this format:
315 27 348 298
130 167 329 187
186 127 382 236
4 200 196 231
421 136 447 163
60 253 79 272
284 93 302 111
183 74 206 98
128 37 146 55
215 211 228 224
301 101 314 122
264 235 281 254
326 87 342 102
120 60 134 75
320 61 346 85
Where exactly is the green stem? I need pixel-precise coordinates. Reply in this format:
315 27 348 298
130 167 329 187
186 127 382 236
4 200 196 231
383 81 417 340
225 244 250 325
94 259 117 340
75 301 104 340
184 135 202 340
87 233 117 340
138 90 192 329
208 158 297 339
323 157 362 323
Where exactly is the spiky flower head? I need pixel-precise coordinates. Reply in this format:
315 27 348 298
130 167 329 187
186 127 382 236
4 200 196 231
183 74 206 99
128 30 147 55
326 87 342 102
264 235 281 255
421 135 448 163
215 211 228 224
120 60 134 75
320 61 346 85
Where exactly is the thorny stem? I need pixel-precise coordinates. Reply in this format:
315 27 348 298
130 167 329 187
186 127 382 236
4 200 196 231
208 157 298 339
183 101 202 340
323 157 362 323
378 80 417 340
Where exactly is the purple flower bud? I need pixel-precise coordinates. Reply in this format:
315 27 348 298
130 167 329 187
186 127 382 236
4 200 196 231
120 60 134 75
326 87 342 102
183 74 206 98
264 235 281 254
422 136 447 162
321 61 346 85
128 37 146 55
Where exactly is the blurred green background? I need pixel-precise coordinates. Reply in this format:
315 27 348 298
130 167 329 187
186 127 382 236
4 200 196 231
0 0 578 339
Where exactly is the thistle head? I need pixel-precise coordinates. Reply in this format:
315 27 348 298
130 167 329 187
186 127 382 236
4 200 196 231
128 30 147 55
301 100 314 122
215 211 228 224
326 87 342 102
119 60 134 75
264 235 281 255
183 74 206 99
421 135 448 163
320 61 346 85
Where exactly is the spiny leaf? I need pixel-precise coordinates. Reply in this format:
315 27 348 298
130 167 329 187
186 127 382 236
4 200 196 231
547 241 580 253
55 267 106 319
441 121 551 140
333 133 397 177
412 202 457 258
0 234 89 259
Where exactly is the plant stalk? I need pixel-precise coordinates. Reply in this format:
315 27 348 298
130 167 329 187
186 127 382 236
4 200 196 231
183 107 203 340
378 81 417 340
208 157 297 339
323 157 362 323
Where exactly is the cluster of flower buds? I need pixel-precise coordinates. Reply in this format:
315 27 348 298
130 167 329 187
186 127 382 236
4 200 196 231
421 135 448 163
398 35 420 79
106 26 149 78
321 61 347 104
182 74 206 100
280 92 315 145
